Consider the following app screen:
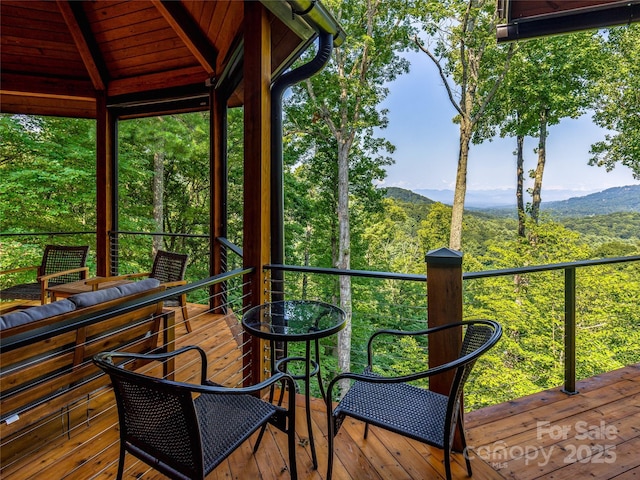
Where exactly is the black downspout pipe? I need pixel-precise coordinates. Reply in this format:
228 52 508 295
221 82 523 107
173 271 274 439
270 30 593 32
270 30 333 301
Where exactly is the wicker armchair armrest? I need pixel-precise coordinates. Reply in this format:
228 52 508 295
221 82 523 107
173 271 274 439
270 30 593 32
85 272 150 287
37 266 89 283
95 346 296 395
0 265 39 276
327 321 502 391
38 266 90 303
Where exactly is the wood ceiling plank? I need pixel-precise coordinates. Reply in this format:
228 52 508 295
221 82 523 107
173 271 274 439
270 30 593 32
195 0 220 32
151 0 217 76
107 65 207 97
1 1 59 15
114 55 198 80
0 23 73 45
86 4 159 34
1 73 95 99
1 3 65 24
93 17 170 43
1 55 87 77
108 46 196 77
1 36 79 56
57 0 107 91
212 1 243 72
87 0 152 24
207 1 232 43
188 0 206 24
103 36 185 62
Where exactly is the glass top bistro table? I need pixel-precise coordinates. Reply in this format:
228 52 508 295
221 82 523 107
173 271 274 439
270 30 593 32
242 300 346 469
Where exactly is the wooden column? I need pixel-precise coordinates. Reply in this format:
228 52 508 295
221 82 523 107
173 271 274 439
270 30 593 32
243 1 271 384
426 247 464 449
210 86 226 312
426 247 463 392
95 92 115 277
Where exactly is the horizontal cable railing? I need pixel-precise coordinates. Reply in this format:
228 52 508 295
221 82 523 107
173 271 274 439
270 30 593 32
0 267 253 478
107 231 244 275
265 255 640 406
1 244 637 477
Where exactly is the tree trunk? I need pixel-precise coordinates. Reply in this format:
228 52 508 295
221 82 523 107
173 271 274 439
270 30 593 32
516 134 526 237
336 143 352 399
530 109 548 224
302 224 310 298
449 118 472 251
152 151 164 254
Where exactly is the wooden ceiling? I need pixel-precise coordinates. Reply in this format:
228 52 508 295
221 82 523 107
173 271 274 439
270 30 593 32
506 0 626 20
0 1 319 118
497 0 640 41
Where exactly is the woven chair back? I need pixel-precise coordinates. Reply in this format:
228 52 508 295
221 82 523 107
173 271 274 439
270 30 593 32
150 250 188 284
41 245 89 286
104 361 204 478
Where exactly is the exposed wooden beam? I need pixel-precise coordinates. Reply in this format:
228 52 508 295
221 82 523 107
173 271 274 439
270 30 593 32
0 93 95 119
107 66 207 98
151 0 218 77
1 73 95 99
56 0 107 91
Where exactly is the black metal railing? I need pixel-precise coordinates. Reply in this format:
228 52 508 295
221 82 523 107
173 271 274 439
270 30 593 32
0 268 254 476
107 231 246 306
265 255 640 400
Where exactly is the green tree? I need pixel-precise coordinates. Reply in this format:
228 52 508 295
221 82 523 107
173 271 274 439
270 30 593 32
117 113 210 278
284 0 416 395
477 32 603 235
589 24 640 178
412 0 516 250
0 115 96 234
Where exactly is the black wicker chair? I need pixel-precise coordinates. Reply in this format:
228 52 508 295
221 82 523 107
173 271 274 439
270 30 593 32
326 319 502 480
0 244 89 304
89 250 191 331
94 346 298 480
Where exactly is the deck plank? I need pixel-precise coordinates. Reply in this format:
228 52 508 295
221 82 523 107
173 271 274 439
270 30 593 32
1 305 638 480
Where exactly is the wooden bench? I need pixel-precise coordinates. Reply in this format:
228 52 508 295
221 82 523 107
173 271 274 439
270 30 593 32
0 279 175 440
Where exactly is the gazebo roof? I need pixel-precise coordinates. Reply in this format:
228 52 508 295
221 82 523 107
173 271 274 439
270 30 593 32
0 0 344 118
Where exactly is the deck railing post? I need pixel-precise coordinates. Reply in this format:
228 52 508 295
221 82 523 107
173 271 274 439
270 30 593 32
426 247 464 449
426 248 463 391
563 266 578 394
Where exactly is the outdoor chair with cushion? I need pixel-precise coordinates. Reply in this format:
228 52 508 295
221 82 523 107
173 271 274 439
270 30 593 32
0 244 89 305
94 346 298 480
325 319 502 480
88 250 191 331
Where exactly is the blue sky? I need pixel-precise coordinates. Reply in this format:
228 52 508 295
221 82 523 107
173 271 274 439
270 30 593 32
377 51 640 200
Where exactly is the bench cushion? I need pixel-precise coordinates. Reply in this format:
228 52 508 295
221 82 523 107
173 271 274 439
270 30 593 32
67 278 161 308
116 278 161 296
0 299 76 330
68 286 123 308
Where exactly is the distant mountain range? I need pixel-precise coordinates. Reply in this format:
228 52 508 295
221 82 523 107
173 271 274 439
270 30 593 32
385 185 640 217
540 185 640 216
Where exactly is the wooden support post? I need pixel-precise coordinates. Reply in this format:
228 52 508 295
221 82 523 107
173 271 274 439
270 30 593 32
95 92 115 277
243 2 271 384
210 86 227 313
426 247 464 448
426 247 463 391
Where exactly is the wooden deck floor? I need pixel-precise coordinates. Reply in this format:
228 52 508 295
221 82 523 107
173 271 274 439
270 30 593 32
1 305 638 479
465 363 640 480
